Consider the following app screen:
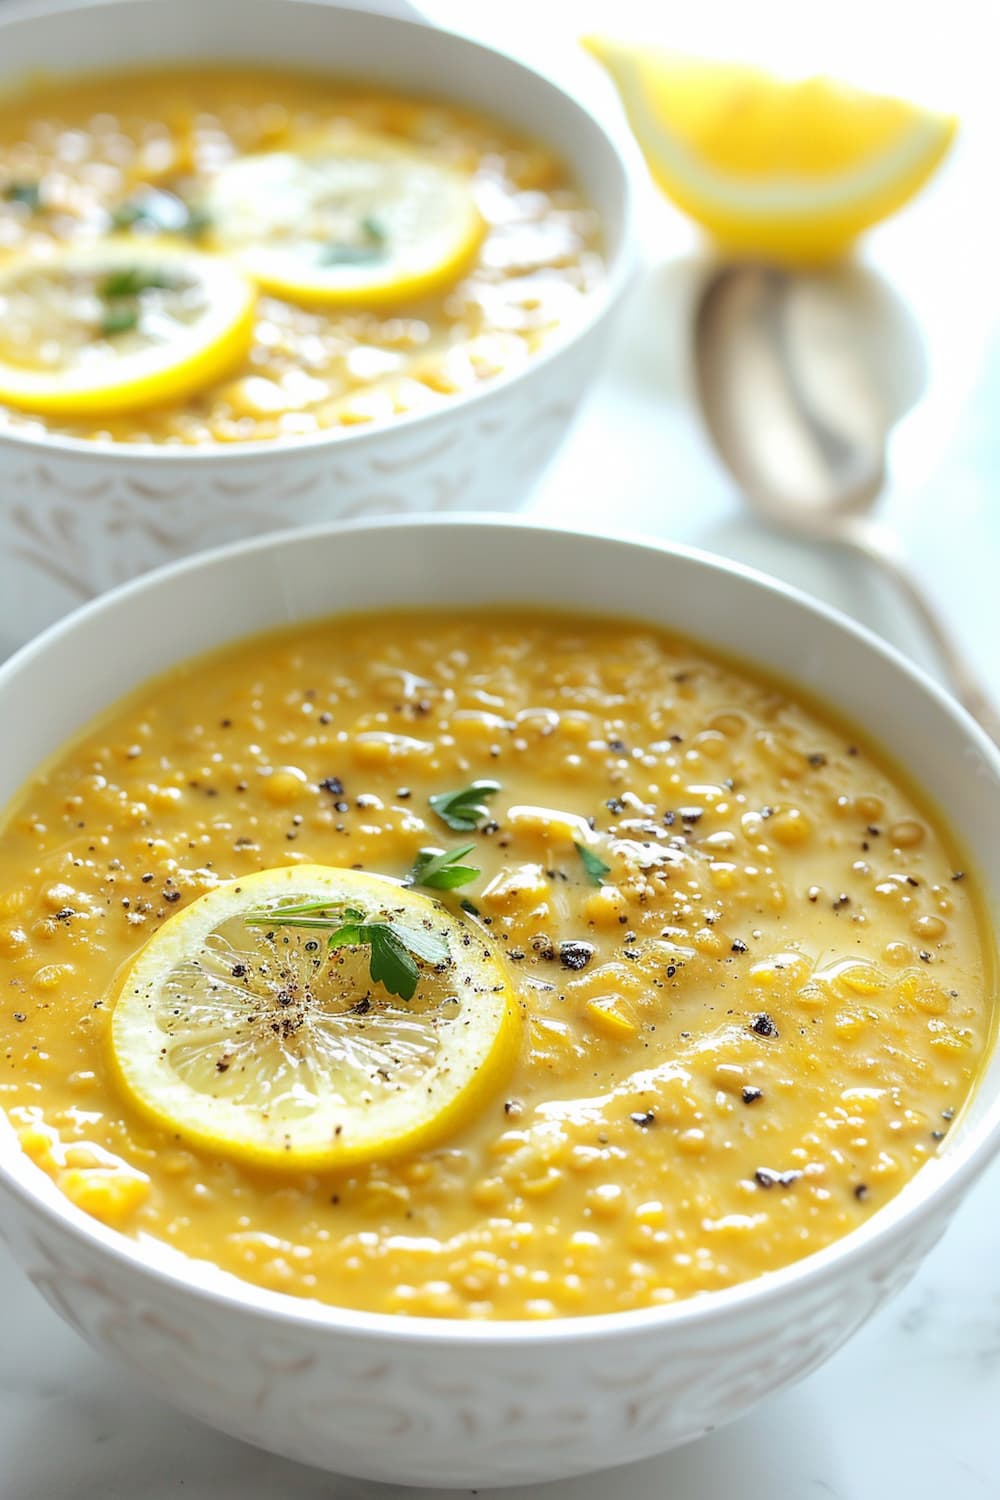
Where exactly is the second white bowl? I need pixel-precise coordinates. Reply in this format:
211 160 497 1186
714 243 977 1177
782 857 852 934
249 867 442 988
0 0 635 649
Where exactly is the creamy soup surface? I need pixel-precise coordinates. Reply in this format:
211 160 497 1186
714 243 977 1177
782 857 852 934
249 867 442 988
0 611 993 1319
0 68 602 444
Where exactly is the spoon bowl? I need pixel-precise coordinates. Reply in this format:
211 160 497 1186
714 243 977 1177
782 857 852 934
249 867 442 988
693 261 997 740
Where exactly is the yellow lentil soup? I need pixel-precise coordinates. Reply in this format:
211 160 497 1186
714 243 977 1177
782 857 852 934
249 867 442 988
0 68 603 444
0 611 993 1319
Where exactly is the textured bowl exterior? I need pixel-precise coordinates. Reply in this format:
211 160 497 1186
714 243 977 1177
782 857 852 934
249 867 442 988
0 518 997 1488
0 328 609 645
0 0 634 650
0 1184 955 1486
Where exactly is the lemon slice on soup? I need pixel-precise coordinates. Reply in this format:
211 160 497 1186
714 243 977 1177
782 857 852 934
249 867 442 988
204 129 485 307
109 865 519 1171
0 243 256 416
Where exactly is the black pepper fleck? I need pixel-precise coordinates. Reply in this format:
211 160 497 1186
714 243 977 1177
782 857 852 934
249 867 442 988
755 1167 800 1189
751 1013 778 1038
559 941 595 971
742 1087 763 1104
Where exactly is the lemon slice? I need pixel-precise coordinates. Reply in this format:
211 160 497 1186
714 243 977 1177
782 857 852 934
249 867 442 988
203 128 485 307
109 865 519 1171
0 242 256 416
584 39 957 263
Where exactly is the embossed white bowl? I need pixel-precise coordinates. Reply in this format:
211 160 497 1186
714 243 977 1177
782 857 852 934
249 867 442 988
0 517 998 1489
0 0 635 651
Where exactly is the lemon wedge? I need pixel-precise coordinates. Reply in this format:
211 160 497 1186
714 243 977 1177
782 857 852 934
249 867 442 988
0 242 256 416
109 865 519 1171
203 128 485 307
584 39 957 262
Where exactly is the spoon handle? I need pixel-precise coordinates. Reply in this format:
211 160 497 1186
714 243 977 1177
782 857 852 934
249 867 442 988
839 516 1000 744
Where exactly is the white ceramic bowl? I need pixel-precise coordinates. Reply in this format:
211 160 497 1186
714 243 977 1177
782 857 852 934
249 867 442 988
0 517 997 1489
0 0 635 651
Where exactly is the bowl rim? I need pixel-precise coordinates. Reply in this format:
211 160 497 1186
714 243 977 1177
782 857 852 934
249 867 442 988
0 0 638 467
1 511 997 1346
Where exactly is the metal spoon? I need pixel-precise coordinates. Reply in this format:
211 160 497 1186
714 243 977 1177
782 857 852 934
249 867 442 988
693 262 998 742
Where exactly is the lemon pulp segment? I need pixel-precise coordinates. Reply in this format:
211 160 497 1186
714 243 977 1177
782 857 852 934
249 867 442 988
109 865 519 1170
204 128 485 307
584 38 956 262
0 242 257 415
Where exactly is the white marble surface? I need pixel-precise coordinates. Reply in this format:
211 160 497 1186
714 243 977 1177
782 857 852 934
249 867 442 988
3 1 1000 1496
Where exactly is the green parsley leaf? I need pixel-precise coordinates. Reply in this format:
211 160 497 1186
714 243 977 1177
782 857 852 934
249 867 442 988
100 305 140 337
365 924 419 1000
382 918 449 967
319 242 385 266
182 205 214 240
4 181 43 210
429 779 501 832
361 214 387 244
110 189 211 238
244 899 449 1002
575 842 611 886
407 843 479 891
325 920 364 950
99 266 179 300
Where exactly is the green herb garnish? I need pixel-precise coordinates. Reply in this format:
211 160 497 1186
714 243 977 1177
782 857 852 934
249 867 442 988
361 214 387 244
100 305 140 337
3 181 43 210
110 189 211 238
99 266 178 299
429 779 500 832
575 842 611 886
183 205 213 239
319 242 385 266
407 843 479 892
244 898 449 1002
320 215 388 266
97 265 178 338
